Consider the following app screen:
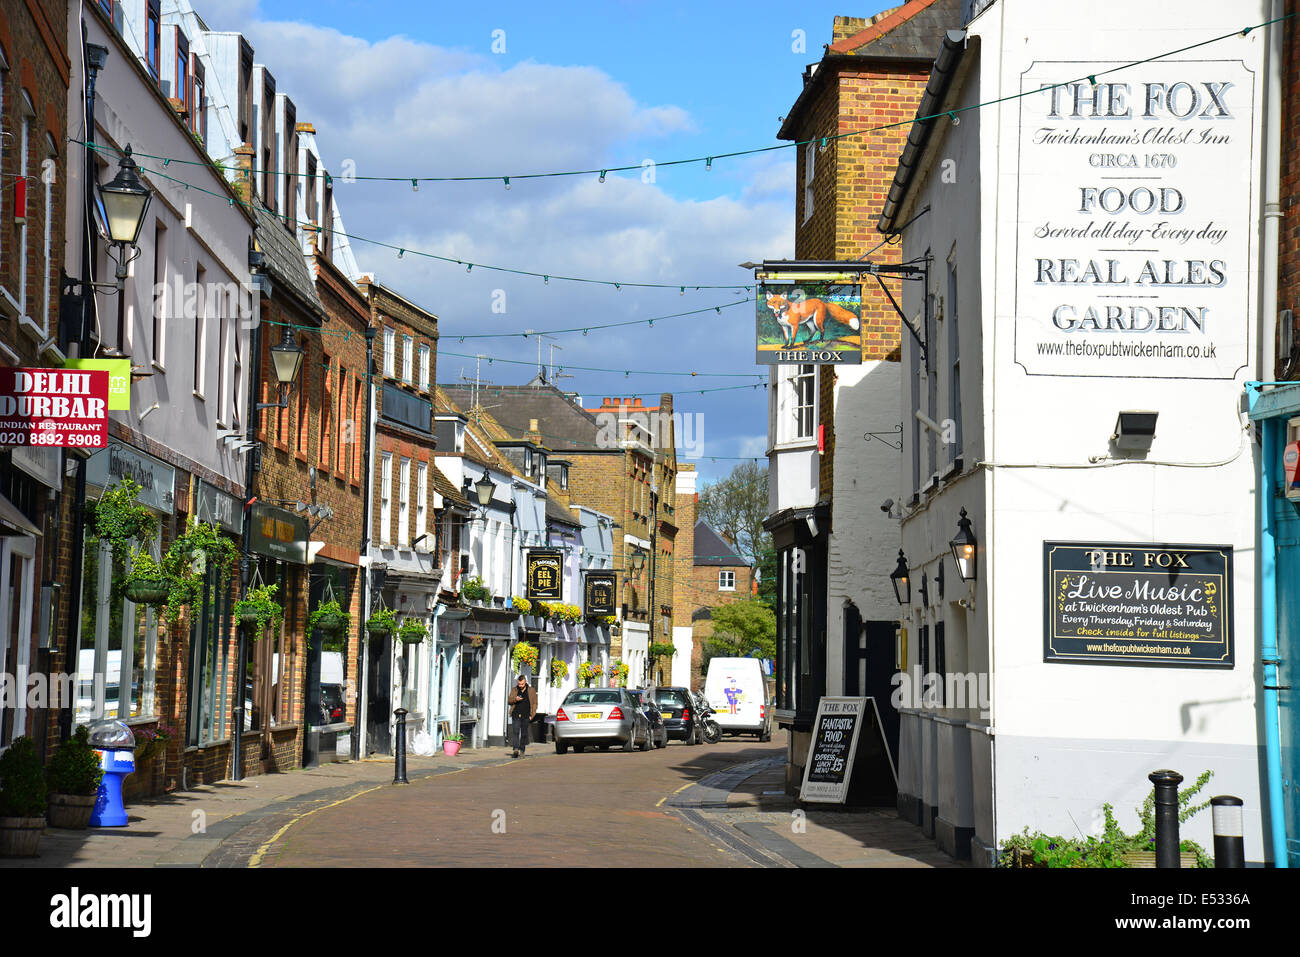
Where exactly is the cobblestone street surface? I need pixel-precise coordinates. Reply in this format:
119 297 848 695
2 732 959 868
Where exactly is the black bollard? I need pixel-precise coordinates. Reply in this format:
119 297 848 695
1211 795 1245 868
1149 769 1183 868
393 708 409 785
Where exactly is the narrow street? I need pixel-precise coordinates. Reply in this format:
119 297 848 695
250 737 784 868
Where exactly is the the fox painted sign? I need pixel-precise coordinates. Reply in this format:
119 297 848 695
756 283 863 364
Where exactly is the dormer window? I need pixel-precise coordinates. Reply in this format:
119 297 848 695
560 465 569 490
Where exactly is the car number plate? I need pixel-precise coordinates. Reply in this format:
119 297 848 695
661 712 672 719
576 712 601 719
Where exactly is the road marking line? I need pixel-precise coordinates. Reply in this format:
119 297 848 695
656 780 696 807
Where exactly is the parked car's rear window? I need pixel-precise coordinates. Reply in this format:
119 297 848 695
565 691 621 705
654 690 687 708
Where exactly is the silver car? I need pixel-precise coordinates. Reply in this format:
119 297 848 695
554 688 652 753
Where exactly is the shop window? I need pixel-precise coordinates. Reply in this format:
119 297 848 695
186 559 234 747
75 529 161 726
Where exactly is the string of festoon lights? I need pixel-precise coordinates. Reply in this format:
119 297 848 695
72 10 1291 191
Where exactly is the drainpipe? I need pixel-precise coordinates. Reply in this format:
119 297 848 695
353 325 376 760
426 602 445 746
1259 0 1288 868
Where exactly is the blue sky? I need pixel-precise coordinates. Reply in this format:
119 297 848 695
210 0 897 484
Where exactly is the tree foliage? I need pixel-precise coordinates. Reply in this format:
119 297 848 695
698 461 770 567
706 599 776 664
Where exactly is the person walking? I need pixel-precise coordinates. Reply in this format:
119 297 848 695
508 674 537 758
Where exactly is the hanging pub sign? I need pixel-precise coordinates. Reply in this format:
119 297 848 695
584 572 616 616
1044 541 1233 667
756 283 863 365
0 368 109 448
250 503 308 564
525 549 563 600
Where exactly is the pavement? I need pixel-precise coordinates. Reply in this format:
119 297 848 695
1 733 962 868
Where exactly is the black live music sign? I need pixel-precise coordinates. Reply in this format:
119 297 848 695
526 550 563 600
1043 541 1234 667
584 572 616 616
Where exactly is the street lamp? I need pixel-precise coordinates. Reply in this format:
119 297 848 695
473 474 496 508
257 327 305 410
950 507 978 582
890 549 911 605
97 145 153 280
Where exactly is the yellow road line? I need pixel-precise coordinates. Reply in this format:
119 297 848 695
656 780 695 807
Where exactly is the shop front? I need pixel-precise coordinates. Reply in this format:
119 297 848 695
0 446 57 755
459 613 513 747
75 443 176 733
246 503 309 773
183 480 244 780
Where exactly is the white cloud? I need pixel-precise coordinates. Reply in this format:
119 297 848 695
206 8 791 450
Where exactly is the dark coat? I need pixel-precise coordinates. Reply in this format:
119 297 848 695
508 683 538 720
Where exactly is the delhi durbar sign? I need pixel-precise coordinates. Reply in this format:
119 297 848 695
0 368 109 448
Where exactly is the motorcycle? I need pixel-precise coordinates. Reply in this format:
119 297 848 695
694 693 721 745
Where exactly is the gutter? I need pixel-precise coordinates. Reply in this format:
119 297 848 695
878 29 970 234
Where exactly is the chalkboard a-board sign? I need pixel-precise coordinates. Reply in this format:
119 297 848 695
799 697 868 804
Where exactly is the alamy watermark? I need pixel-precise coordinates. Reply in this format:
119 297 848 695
890 665 990 718
594 409 704 458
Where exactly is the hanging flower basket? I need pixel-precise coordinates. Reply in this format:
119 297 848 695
398 619 428 644
366 606 397 638
511 641 539 670
233 582 282 639
124 578 170 605
308 596 351 641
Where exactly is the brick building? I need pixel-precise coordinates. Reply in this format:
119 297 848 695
0 0 69 761
764 0 961 792
355 275 443 755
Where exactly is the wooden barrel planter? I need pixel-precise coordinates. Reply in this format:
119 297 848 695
47 793 97 830
0 817 45 857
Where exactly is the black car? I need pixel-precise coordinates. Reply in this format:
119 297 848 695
627 689 668 748
649 686 700 744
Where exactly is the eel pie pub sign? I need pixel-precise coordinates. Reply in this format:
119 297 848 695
1014 60 1256 379
0 369 109 448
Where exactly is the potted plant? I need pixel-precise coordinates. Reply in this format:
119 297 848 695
510 596 532 616
443 732 464 756
121 548 171 607
512 641 539 672
308 598 351 640
461 576 490 607
578 660 602 688
534 600 555 620
0 737 47 857
124 724 175 800
233 582 283 638
365 606 398 638
608 659 629 687
46 725 103 829
550 658 569 688
89 477 158 572
398 618 428 644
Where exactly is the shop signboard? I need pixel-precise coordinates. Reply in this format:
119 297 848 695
526 549 563 600
799 697 868 804
86 441 176 514
0 368 109 448
250 504 308 564
1043 541 1233 666
756 283 863 365
583 572 616 616
195 480 243 535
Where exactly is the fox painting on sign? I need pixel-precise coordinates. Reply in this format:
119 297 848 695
756 284 863 364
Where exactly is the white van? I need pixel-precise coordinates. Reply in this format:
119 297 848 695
703 657 770 741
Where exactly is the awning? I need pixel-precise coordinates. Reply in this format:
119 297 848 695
0 494 39 537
